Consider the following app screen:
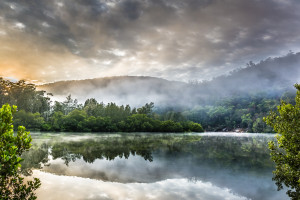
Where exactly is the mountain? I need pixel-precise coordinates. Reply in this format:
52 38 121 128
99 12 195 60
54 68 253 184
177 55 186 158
38 52 300 107
38 76 189 107
195 52 300 97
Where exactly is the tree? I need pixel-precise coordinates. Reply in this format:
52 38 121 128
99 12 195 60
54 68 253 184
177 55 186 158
0 104 41 199
48 111 64 131
160 120 183 132
137 102 154 116
13 110 45 131
264 84 300 200
83 98 98 116
184 121 204 132
0 79 51 114
62 109 87 131
62 95 79 115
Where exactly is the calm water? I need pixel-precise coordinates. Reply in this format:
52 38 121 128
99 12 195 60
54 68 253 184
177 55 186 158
22 132 288 200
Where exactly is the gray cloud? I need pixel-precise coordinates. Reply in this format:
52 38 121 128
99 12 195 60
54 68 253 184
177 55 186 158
0 0 300 82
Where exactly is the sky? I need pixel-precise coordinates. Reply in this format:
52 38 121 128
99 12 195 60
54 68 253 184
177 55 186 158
0 0 300 83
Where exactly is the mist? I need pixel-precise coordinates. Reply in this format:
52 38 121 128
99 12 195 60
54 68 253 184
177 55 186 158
1 1 299 199
38 52 300 108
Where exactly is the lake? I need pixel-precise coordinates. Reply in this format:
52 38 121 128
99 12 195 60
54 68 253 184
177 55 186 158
22 132 288 200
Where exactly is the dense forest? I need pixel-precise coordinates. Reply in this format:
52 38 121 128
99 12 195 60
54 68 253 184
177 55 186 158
182 93 294 132
1 76 296 133
27 53 300 133
0 78 202 133
0 78 294 132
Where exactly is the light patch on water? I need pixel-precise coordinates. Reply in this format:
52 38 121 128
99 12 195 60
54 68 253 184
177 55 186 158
30 132 123 142
32 170 249 200
197 132 276 138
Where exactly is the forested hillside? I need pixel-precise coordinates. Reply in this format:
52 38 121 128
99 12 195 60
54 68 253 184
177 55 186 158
1 53 300 133
38 52 300 107
193 51 300 99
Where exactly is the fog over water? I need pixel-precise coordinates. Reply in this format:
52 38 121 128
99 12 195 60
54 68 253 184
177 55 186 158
23 132 288 200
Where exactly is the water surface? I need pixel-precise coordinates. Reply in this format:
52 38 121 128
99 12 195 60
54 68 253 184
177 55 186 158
23 132 288 200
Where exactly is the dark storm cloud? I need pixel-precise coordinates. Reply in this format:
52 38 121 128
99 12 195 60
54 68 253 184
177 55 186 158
0 0 300 82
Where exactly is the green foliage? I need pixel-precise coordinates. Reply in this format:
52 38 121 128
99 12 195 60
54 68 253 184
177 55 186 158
0 79 205 133
0 104 40 200
13 110 45 131
137 102 154 115
160 120 183 132
40 101 204 133
182 121 204 132
49 111 64 131
241 113 252 128
123 114 157 132
0 78 51 114
63 109 87 131
183 94 280 132
264 84 300 200
53 95 81 115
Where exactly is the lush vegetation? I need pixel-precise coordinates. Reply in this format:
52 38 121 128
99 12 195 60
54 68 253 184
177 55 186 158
180 93 296 132
0 78 51 114
0 78 203 133
0 104 40 200
264 84 300 200
1 77 296 133
44 99 203 132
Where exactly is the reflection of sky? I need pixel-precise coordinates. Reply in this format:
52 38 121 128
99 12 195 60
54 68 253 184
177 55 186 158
40 154 287 200
30 132 288 200
33 170 248 200
42 155 173 183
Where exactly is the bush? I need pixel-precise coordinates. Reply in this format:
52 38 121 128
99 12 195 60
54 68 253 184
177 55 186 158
264 84 300 200
0 104 41 199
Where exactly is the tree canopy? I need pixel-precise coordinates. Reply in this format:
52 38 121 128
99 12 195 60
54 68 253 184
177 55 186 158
264 84 300 200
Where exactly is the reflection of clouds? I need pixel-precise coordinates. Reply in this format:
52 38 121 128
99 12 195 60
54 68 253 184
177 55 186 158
42 155 176 183
39 155 287 200
30 133 288 200
33 170 248 200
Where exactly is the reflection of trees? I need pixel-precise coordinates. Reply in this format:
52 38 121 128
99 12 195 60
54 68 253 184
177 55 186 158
51 135 202 165
22 134 275 173
20 143 50 175
190 136 274 172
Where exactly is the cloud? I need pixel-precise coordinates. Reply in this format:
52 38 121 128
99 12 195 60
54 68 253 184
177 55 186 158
0 0 300 82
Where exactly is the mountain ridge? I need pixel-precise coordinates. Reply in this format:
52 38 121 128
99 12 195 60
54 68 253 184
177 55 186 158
38 52 300 106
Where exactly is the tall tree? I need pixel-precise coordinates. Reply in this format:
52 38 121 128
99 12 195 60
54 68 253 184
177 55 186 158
264 84 300 200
